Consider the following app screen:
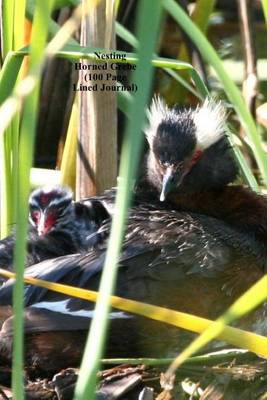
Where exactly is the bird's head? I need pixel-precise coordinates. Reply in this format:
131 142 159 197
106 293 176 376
145 97 232 200
29 186 73 236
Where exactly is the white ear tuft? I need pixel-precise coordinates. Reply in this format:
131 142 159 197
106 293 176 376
145 96 169 146
193 98 227 150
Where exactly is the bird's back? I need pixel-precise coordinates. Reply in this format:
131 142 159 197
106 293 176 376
0 201 265 376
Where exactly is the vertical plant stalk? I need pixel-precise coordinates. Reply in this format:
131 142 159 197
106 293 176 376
237 0 259 169
1 0 14 58
12 1 54 399
60 95 78 191
11 0 27 234
105 0 115 49
261 0 267 23
0 54 24 237
76 0 117 199
164 0 215 104
0 127 12 237
0 0 15 238
74 1 163 399
238 0 258 119
0 0 26 238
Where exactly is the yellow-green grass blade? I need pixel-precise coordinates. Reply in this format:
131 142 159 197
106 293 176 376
101 349 250 366
12 1 55 399
1 0 15 237
0 52 24 104
60 96 78 190
74 1 163 399
12 0 26 226
227 127 259 191
1 0 26 235
1 0 15 57
13 0 26 51
0 127 12 237
163 274 267 388
0 268 267 358
262 0 267 23
1 0 26 237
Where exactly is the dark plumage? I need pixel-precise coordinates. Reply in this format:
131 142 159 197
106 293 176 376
0 186 109 270
0 201 266 376
0 97 266 376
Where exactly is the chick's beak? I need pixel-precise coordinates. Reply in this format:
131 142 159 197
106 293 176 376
37 212 45 236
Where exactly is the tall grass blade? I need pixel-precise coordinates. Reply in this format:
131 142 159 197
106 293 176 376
0 53 23 103
227 127 259 191
12 1 54 399
74 1 163 399
1 0 15 238
1 268 267 358
0 0 26 237
60 96 78 190
11 0 26 227
163 274 267 389
261 0 267 23
1 0 14 58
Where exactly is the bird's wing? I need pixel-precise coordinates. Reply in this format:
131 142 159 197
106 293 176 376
0 234 15 271
0 206 263 317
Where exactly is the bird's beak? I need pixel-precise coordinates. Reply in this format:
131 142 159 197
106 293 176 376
160 166 177 202
160 165 189 202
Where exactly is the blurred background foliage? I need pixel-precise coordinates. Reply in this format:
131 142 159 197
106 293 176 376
26 0 267 175
2 0 265 191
